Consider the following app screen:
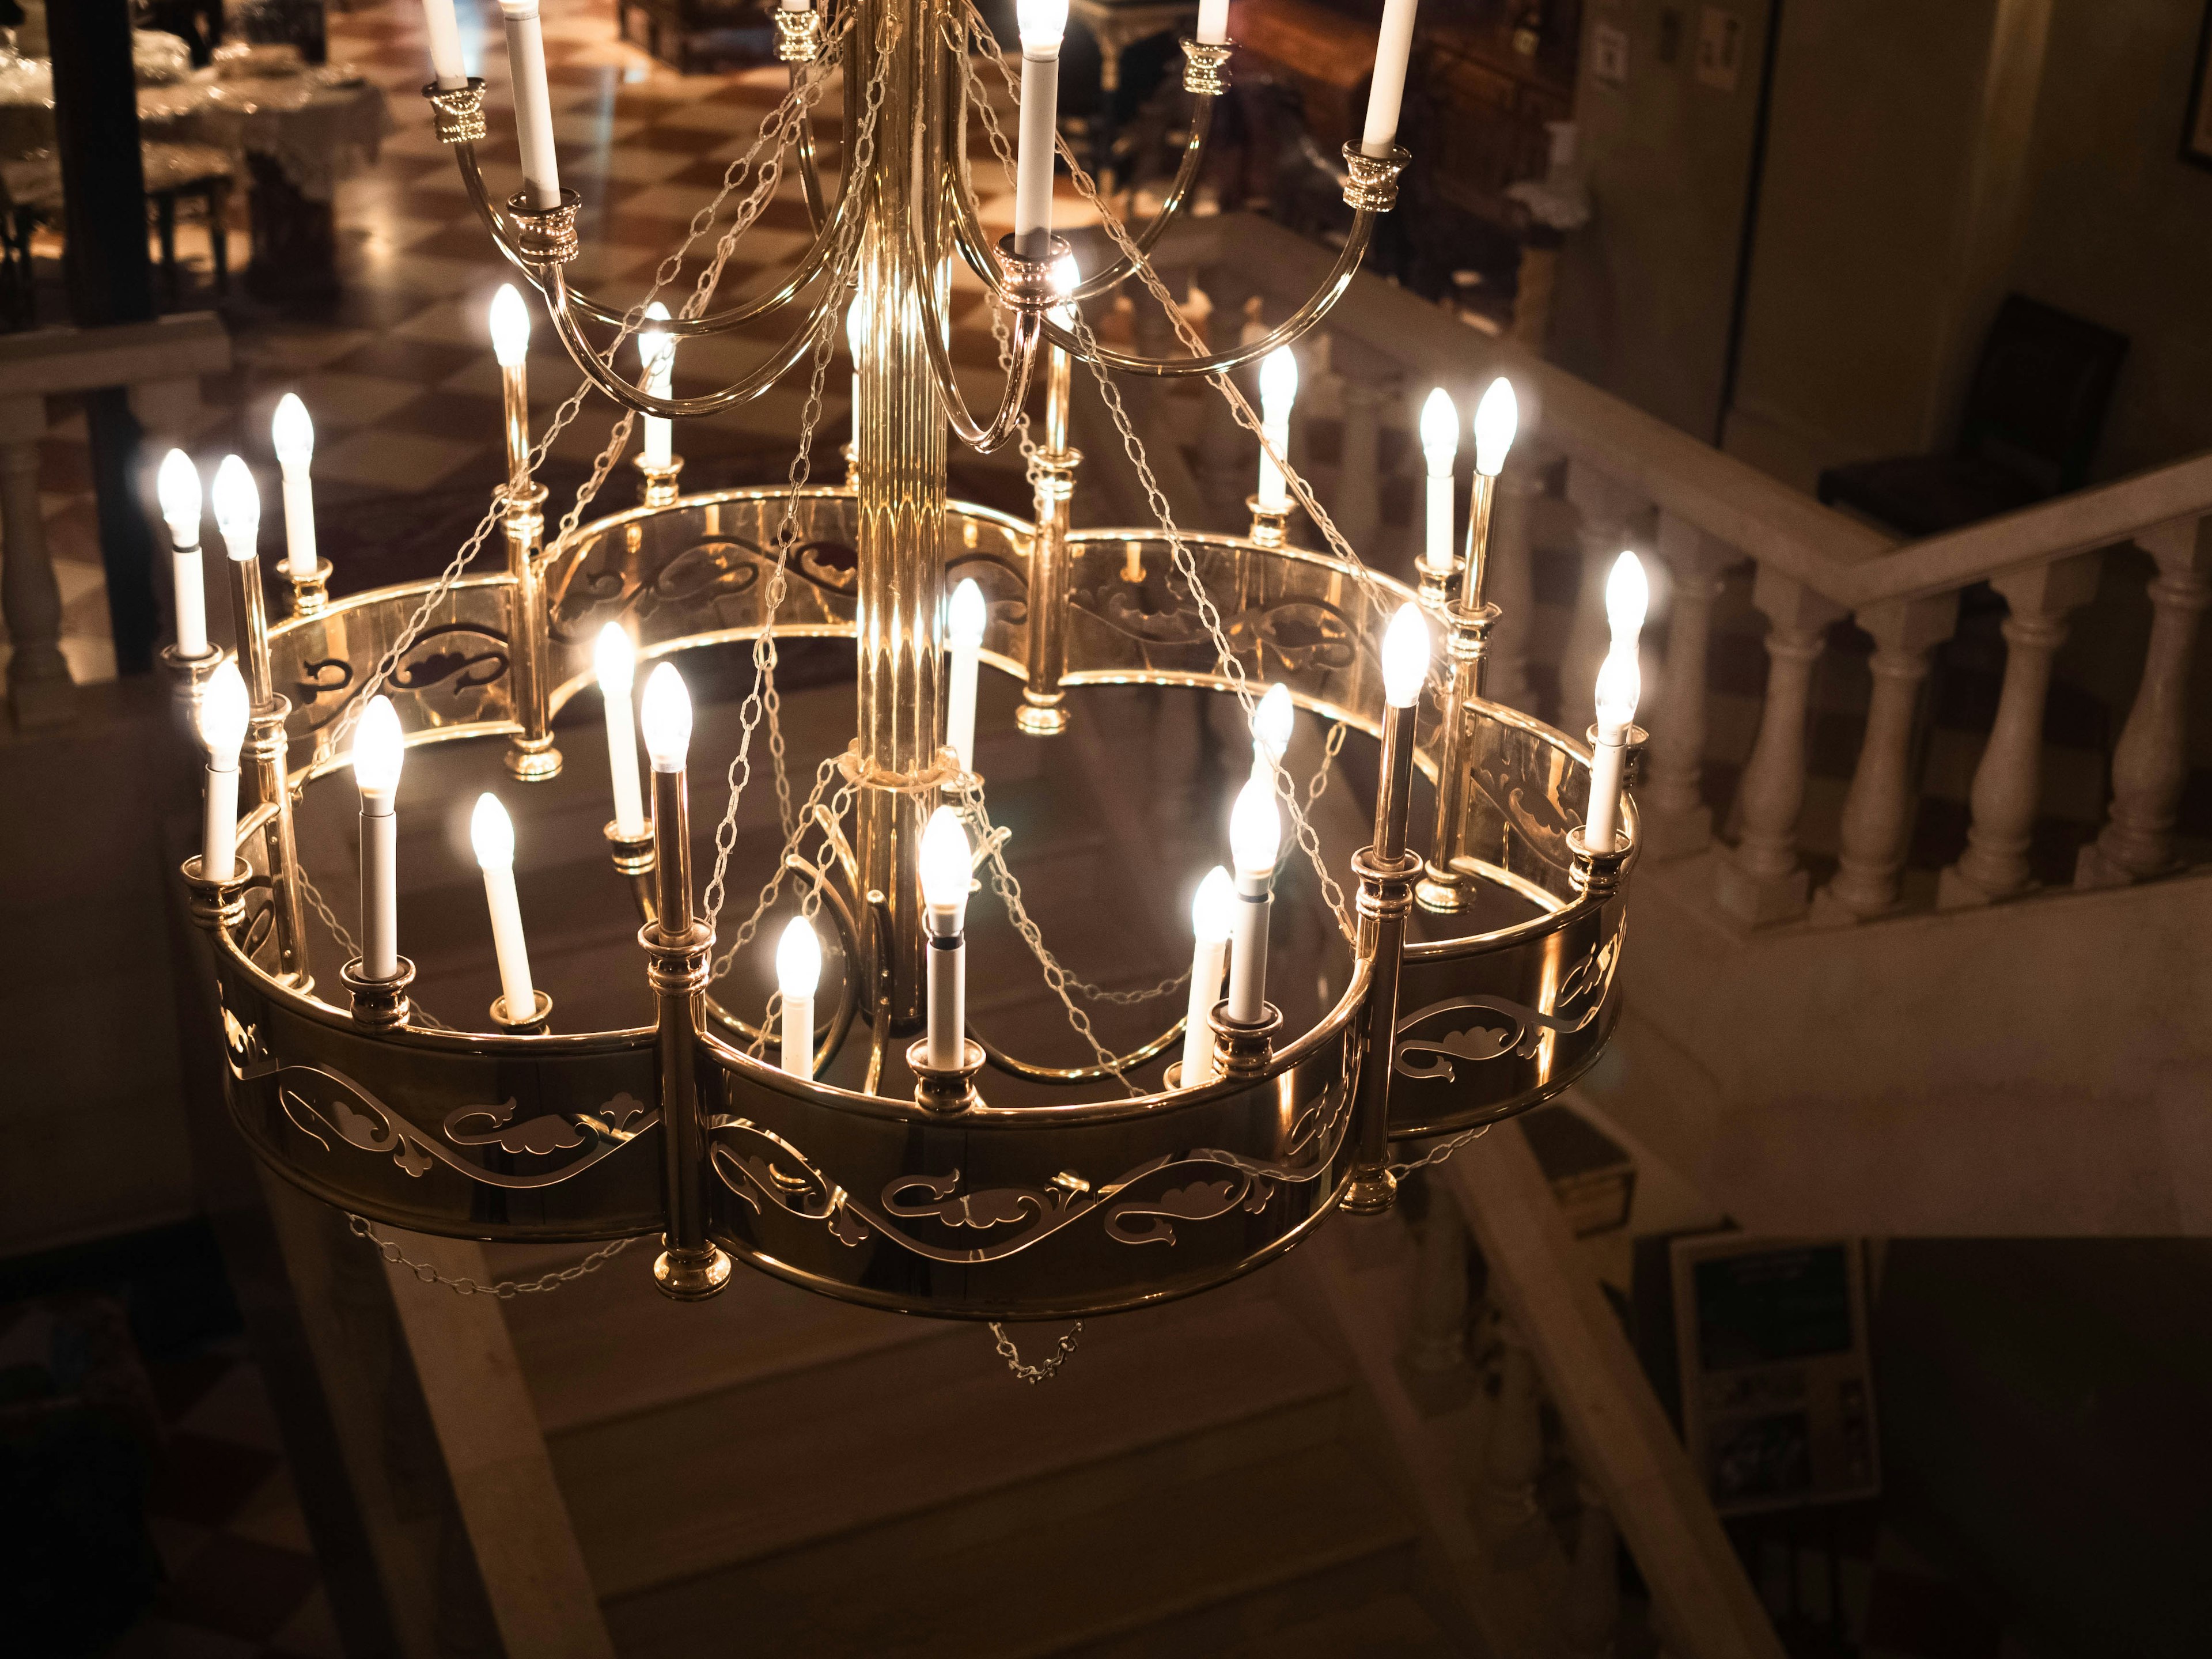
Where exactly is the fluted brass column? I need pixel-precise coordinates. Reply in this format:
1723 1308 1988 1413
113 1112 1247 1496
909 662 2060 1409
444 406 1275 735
853 0 951 1028
1019 338 1077 735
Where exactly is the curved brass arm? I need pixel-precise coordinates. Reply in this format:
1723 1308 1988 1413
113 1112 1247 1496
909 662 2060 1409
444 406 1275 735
792 66 828 233
906 232 1047 453
700 855 863 1074
1066 100 1215 302
541 257 850 418
974 1015 1187 1085
455 138 858 339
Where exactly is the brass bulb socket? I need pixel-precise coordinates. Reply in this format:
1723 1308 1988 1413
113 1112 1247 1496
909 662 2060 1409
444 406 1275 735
285 558 334 618
1566 825 1634 897
994 232 1076 309
1207 1001 1282 1080
340 956 416 1029
506 187 582 264
1181 38 1234 96
605 819 656 877
1340 142 1411 213
425 77 488 145
774 6 825 62
1587 721 1650 788
489 988 554 1034
1245 496 1289 548
634 452 684 508
908 1037 985 1115
180 853 250 932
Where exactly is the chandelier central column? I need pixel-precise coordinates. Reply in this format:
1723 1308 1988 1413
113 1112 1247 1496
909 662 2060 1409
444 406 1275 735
852 0 952 1029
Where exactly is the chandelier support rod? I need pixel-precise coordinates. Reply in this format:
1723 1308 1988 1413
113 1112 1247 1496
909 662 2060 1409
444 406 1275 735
225 552 311 989
1017 336 1077 735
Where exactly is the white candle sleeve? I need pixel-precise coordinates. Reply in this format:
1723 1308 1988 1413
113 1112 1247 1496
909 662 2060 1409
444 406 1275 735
362 802 398 979
1196 0 1230 45
926 935 965 1070
202 763 240 882
499 0 562 210
1258 417 1290 511
173 541 207 656
1361 0 1419 156
644 415 672 468
782 993 814 1077
604 690 645 838
482 863 536 1015
421 0 467 88
946 641 979 774
1014 50 1060 259
1586 735 1627 854
1424 474 1453 574
1225 873 1271 1024
279 465 317 578
1179 934 1228 1085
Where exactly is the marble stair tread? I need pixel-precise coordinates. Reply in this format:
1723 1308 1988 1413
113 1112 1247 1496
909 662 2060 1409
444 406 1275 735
489 1244 945 1436
557 1273 1346 1601
603 1423 1420 1659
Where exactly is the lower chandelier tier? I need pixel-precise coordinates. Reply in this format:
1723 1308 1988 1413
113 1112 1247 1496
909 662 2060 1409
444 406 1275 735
183 489 1634 1321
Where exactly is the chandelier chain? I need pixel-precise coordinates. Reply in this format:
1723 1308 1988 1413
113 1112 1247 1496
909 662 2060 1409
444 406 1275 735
1385 1124 1493 1181
348 1214 635 1298
988 1320 1082 1383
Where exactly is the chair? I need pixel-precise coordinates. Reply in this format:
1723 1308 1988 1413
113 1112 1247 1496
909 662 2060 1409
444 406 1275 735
141 139 233 304
1816 295 2128 537
0 152 60 330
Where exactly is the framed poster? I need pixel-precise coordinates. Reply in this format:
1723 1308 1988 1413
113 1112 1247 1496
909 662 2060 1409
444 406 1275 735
2184 2 2212 168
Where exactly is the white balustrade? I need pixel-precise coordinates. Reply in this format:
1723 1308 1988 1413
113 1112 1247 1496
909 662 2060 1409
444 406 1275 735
1404 1178 1471 1380
1476 1313 1546 1536
1715 569 1842 926
1641 511 1731 859
2078 517 2212 887
1563 1476 1622 1659
1332 368 1387 558
1815 593 1959 920
0 397 73 729
1939 553 2101 907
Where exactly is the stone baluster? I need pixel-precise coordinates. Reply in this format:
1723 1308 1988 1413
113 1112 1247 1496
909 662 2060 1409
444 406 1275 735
2078 517 2212 888
1562 1476 1621 1659
1476 1314 1545 1536
1331 354 1387 559
1939 554 2101 907
1560 467 1646 731
1403 1176 1471 1382
0 394 73 728
1640 512 1731 858
1714 569 1843 926
1813 593 1960 921
1483 464 1543 711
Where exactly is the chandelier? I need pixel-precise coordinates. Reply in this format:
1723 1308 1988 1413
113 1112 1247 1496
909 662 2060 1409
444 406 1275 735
158 0 1643 1339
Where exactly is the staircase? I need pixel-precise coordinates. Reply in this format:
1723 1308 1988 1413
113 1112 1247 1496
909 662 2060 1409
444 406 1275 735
485 1240 1471 1657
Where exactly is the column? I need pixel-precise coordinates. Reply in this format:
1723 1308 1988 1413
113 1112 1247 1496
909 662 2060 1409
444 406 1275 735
1483 464 1543 712
1940 553 2100 908
1560 464 1645 733
1333 366 1386 559
1714 567 1842 927
1476 1314 1544 1537
1403 1176 1471 1384
2078 517 2212 888
0 397 73 728
1814 592 1959 921
854 0 950 1025
1639 512 1730 859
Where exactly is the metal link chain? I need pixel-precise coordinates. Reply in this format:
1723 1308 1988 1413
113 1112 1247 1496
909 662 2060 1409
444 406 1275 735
349 1213 635 1298
1385 1124 1491 1181
989 1320 1082 1383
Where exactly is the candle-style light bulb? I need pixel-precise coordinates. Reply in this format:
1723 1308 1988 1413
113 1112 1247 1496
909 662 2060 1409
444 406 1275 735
353 695 404 980
1472 376 1517 478
211 454 259 553
490 283 532 368
1013 0 1069 259
270 393 319 580
639 661 692 772
1586 647 1642 855
1250 682 1293 783
159 449 209 657
639 301 676 469
919 805 972 1070
471 792 537 1019
594 624 646 838
1605 550 1649 653
1381 602 1431 709
1225 775 1283 1025
1257 346 1299 512
1196 0 1229 44
775 915 821 1078
945 577 987 775
198 660 251 881
1178 865 1237 1086
498 0 562 211
419 0 467 88
1418 387 1459 579
1360 0 1419 156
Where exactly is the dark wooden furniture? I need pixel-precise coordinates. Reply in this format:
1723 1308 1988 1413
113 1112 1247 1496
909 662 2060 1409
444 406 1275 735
1817 296 2130 537
616 0 770 74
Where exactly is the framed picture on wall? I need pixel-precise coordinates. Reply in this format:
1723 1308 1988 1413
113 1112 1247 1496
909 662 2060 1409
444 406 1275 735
2184 2 2212 166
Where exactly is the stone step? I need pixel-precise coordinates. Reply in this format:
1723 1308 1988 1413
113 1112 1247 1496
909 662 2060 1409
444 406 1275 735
549 1269 1346 1603
604 1422 1426 1659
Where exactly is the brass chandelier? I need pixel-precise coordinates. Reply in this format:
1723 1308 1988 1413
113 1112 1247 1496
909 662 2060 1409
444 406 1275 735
161 0 1642 1332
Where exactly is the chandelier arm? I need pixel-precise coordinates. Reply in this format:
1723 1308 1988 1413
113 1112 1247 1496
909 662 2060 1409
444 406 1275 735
791 67 828 233
540 259 849 418
455 139 859 339
908 264 1045 453
699 855 863 1073
972 1015 1188 1085
1065 100 1216 301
